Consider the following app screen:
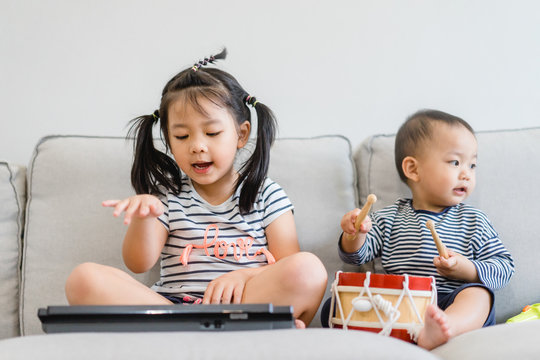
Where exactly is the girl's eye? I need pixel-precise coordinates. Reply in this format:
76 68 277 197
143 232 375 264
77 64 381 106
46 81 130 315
175 135 188 140
207 132 221 137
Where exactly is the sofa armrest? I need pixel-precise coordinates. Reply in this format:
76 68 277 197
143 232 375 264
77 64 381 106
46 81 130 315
0 162 26 339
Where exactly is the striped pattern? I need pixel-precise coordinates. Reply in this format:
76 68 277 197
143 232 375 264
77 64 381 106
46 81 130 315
151 176 293 298
339 199 514 293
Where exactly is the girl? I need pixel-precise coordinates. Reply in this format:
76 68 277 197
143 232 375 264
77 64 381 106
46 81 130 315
65 49 327 327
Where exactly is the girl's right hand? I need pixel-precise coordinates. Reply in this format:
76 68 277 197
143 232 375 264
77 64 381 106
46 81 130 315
102 195 164 225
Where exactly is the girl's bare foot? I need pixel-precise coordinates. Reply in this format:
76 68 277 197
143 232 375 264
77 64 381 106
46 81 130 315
417 304 452 350
295 319 306 329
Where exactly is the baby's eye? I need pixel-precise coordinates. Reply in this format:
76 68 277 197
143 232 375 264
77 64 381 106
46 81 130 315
449 160 459 166
470 163 477 169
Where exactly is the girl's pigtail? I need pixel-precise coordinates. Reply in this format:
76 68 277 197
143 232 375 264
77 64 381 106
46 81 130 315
191 48 227 72
128 110 181 196
238 97 276 213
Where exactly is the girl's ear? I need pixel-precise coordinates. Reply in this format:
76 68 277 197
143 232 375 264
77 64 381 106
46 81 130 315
237 120 251 149
402 156 420 182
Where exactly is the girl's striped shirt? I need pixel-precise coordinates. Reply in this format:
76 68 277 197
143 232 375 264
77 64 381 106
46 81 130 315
151 176 293 298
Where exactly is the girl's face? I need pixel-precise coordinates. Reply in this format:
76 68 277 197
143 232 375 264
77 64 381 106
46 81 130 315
410 123 477 212
167 96 250 203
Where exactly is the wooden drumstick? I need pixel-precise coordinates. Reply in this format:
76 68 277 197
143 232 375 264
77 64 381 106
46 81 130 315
344 194 377 241
426 220 449 259
353 194 377 232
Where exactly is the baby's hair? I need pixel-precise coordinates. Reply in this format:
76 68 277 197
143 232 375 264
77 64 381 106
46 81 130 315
128 48 277 214
394 109 475 183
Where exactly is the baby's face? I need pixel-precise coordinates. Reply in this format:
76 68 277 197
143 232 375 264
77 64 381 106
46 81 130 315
413 123 477 212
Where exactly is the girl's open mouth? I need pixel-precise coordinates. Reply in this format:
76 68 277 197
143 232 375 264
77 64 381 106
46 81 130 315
454 187 467 195
192 162 212 174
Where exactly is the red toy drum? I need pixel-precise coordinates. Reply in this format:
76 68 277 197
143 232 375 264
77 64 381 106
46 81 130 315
329 271 437 343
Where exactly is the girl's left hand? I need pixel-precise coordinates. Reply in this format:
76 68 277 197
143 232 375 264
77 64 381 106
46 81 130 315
202 269 251 304
433 250 479 282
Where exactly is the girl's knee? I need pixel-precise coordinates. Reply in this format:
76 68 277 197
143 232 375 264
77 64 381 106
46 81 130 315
65 262 105 304
282 252 327 291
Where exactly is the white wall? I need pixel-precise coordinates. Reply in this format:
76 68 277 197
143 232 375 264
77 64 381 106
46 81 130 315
2 0 539 166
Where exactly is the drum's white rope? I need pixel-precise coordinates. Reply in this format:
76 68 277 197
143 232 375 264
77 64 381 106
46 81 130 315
330 271 345 329
361 273 384 327
401 274 422 341
430 276 437 305
406 276 437 342
329 279 336 329
407 326 421 343
372 294 400 336
344 273 368 329
400 275 423 324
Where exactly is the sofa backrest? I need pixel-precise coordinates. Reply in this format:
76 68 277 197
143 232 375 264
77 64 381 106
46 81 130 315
355 127 540 323
21 136 158 335
0 162 25 339
20 135 357 334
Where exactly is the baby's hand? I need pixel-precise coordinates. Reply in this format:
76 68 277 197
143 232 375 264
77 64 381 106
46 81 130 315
341 208 372 236
433 250 470 280
102 195 164 225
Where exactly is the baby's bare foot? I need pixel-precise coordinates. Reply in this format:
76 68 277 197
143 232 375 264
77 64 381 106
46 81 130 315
417 304 452 350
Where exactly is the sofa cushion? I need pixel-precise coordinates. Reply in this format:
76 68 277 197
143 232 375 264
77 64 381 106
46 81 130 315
0 162 26 339
0 328 439 360
355 127 540 323
432 321 540 360
21 135 357 334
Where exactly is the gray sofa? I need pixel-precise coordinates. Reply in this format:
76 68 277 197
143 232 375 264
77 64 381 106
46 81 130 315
1 128 539 359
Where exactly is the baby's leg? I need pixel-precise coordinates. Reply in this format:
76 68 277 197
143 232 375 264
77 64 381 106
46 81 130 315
65 262 171 305
241 252 327 327
417 286 491 350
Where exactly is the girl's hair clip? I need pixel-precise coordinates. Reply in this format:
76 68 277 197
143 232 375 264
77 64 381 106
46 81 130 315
245 95 259 108
152 110 160 121
191 56 215 72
